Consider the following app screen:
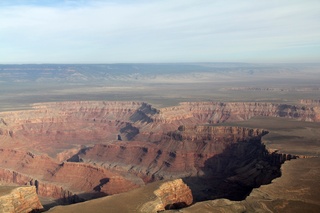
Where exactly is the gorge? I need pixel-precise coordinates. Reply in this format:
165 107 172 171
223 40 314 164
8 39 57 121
0 100 319 212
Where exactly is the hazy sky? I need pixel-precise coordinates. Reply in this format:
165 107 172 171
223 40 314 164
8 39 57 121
0 0 319 63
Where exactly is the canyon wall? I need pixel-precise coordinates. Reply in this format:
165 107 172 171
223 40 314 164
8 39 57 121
74 126 268 182
0 186 43 213
164 157 320 213
0 148 141 204
1 101 318 147
0 101 318 208
47 178 193 213
140 179 193 212
154 102 319 125
0 168 82 204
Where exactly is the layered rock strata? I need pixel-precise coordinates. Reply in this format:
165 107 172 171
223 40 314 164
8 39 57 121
47 158 320 213
0 149 140 204
140 179 193 212
48 179 193 213
0 186 43 213
0 101 318 208
0 101 318 146
155 102 319 124
74 126 268 183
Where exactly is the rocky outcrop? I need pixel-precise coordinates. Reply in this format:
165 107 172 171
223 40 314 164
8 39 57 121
0 101 318 147
181 136 298 202
47 179 193 213
0 100 318 209
153 102 319 124
71 126 268 182
0 186 43 213
1 101 150 126
0 168 82 204
48 162 140 195
0 149 141 204
165 125 267 142
140 179 193 212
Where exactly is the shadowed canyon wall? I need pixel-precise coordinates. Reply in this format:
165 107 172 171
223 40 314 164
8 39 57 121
0 101 318 208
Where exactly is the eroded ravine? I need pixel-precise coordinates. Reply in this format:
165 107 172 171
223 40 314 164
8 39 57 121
0 101 319 210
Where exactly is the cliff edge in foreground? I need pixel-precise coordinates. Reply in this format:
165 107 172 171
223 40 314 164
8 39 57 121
48 179 192 213
0 186 43 213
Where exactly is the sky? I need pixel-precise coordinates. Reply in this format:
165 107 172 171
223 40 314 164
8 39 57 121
0 0 320 64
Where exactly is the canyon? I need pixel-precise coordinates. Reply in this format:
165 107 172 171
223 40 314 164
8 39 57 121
0 100 319 212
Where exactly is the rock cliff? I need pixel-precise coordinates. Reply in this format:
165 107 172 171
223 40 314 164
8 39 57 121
0 100 318 209
0 167 82 204
0 101 318 148
140 179 193 212
47 179 193 213
0 149 140 204
74 126 268 183
153 102 319 124
164 158 320 213
0 186 43 213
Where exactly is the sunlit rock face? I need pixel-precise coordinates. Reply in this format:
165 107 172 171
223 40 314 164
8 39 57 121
0 101 318 208
0 186 43 213
140 179 193 212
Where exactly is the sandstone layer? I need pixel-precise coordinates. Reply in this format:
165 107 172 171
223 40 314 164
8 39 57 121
74 126 268 181
0 101 319 209
0 186 43 213
46 158 320 213
0 148 140 200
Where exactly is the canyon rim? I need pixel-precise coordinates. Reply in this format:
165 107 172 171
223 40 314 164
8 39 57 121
0 63 320 212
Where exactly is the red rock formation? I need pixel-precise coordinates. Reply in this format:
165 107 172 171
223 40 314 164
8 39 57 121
0 101 317 151
75 126 268 182
0 186 43 213
152 102 319 125
0 168 80 202
49 162 140 195
140 179 193 212
0 149 141 203
0 101 318 207
47 179 193 213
